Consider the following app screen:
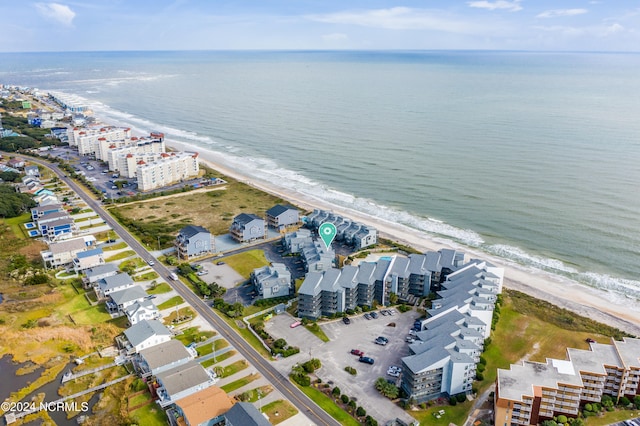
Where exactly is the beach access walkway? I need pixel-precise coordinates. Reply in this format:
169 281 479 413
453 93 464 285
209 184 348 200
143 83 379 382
5 374 133 423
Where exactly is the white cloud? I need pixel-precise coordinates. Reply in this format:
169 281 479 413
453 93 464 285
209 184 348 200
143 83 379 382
306 7 491 34
467 1 522 12
533 22 625 38
35 3 76 27
537 9 588 19
322 33 348 42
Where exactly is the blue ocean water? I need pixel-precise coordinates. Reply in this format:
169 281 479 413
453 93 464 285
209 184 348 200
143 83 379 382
2 50 640 304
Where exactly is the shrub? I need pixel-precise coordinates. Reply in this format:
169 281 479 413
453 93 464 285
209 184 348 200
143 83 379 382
344 366 357 376
332 387 341 397
618 396 631 406
274 338 287 349
450 397 457 406
365 415 378 426
398 304 411 313
291 372 310 386
348 399 356 409
557 415 568 424
475 372 484 381
341 394 349 404
456 393 466 403
584 403 592 412
356 406 366 417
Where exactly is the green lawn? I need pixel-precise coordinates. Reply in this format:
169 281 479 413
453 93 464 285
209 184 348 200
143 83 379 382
215 359 248 378
133 271 159 281
146 282 172 295
261 399 298 425
175 326 216 346
70 304 112 325
157 296 184 310
295 383 359 426
408 401 472 426
198 339 230 356
201 350 236 368
129 401 168 424
102 241 128 251
128 392 152 407
5 212 32 239
163 307 195 325
584 409 640 425
237 385 273 403
222 249 269 279
221 373 260 393
105 250 136 262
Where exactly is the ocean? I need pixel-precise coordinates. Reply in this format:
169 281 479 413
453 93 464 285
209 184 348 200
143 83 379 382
2 50 640 307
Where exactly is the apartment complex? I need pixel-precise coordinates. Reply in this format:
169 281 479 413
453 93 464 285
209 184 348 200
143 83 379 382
297 249 468 319
136 152 200 192
106 137 166 176
175 225 214 260
306 209 378 249
495 337 640 425
400 259 503 402
251 263 293 299
70 126 132 156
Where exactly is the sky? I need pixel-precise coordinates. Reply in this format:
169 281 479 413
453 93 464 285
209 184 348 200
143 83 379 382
1 1 639 52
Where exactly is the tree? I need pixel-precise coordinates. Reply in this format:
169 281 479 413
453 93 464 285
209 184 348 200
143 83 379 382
618 396 631 406
273 338 287 349
356 406 366 417
389 292 398 305
634 395 640 409
332 387 341 397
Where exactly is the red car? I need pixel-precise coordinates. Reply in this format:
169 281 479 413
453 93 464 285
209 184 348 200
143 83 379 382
350 349 364 356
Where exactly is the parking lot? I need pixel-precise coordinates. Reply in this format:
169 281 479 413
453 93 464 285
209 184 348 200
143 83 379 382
267 308 420 425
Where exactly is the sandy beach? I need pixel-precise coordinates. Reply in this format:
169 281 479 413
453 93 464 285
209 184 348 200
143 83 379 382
170 139 640 337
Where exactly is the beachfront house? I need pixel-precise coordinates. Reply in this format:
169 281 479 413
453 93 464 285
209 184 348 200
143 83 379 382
283 228 312 253
107 285 147 313
40 235 96 269
225 402 272 426
266 204 300 231
125 299 160 325
135 339 194 378
229 213 266 243
82 264 119 288
251 263 293 299
174 386 235 426
73 247 105 272
121 319 173 353
154 360 216 407
175 225 214 260
96 273 135 299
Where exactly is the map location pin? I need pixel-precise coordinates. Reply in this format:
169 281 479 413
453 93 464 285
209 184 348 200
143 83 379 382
318 222 337 250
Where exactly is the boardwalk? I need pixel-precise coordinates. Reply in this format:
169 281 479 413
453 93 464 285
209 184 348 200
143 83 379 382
61 361 119 383
6 374 133 422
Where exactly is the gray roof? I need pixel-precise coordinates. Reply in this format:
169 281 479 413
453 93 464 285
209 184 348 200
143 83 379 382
266 204 298 217
139 339 191 370
156 360 211 397
38 211 70 222
110 285 147 305
125 299 158 316
178 225 210 239
99 273 134 292
497 359 583 402
233 213 262 225
225 402 272 426
614 338 640 368
84 264 119 279
403 344 474 374
567 342 622 375
124 319 172 347
49 237 88 255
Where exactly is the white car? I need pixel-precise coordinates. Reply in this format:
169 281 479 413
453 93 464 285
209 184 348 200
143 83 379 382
387 366 401 377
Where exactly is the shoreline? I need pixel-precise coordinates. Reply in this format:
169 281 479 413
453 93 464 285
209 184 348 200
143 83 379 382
166 138 640 337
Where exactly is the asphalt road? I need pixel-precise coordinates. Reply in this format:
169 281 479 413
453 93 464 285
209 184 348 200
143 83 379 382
25 155 340 426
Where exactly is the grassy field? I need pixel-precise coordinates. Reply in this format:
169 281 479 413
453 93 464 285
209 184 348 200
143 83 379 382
102 241 128 251
305 322 330 342
216 311 273 358
108 175 287 248
221 373 260 393
163 307 196 325
261 399 298 425
223 249 270 279
295 383 360 426
237 385 273 402
409 401 473 426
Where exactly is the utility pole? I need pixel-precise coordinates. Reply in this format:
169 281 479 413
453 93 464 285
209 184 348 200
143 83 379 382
157 235 161 251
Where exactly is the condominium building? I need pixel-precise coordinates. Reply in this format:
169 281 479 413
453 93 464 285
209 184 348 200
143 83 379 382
71 126 131 155
251 263 293 299
495 338 640 425
106 137 166 175
305 209 378 249
400 259 503 403
136 152 200 192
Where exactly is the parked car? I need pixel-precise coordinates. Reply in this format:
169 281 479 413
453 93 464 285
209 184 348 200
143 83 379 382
350 349 364 356
364 313 372 320
196 270 208 276
359 356 374 365
406 336 416 343
290 321 302 328
375 336 388 346
380 309 389 316
342 317 351 325
586 338 596 343
216 261 225 265
387 366 401 377
370 311 379 319
388 309 396 315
